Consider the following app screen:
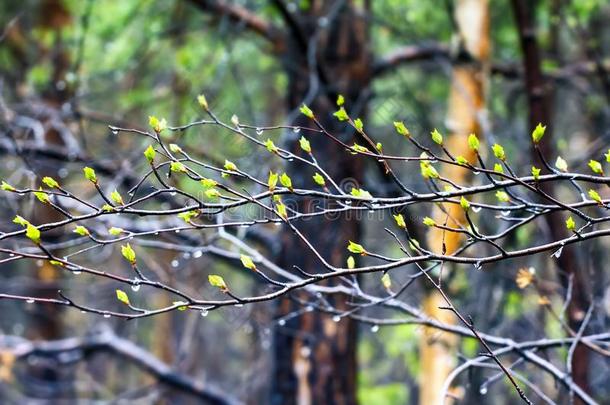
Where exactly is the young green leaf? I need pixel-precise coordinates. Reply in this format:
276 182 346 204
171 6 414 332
264 139 278 153
588 159 603 175
224 160 237 172
532 123 546 143
495 191 510 203
423 217 436 227
566 216 576 232
73 225 90 236
468 133 480 152
460 196 470 210
336 94 345 106
381 273 392 290
588 189 602 205
492 144 506 161
456 156 469 166
200 178 218 188
205 188 221 199
13 215 30 227
149 116 167 133
333 107 349 121
34 188 50 204
83 167 97 183
144 145 156 163
208 274 228 291
532 166 541 180
353 118 364 133
605 149 610 163
26 224 41 244
276 202 288 219
280 173 293 190
42 176 59 189
393 121 409 137
110 190 124 205
231 114 239 127
178 210 199 223
121 243 136 264
312 172 325 187
431 129 443 145
174 301 188 311
240 254 257 271
116 289 130 305
169 143 183 154
555 156 568 172
1 181 15 192
299 136 311 153
300 104 314 119
351 143 369 154
268 171 278 192
347 241 366 255
347 256 355 269
393 213 406 229
197 94 209 110
102 204 114 212
493 163 504 174
350 188 372 199
108 227 124 236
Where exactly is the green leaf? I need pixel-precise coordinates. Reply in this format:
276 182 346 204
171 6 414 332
1 181 15 192
110 190 124 205
280 173 293 190
34 188 50 204
468 133 480 151
423 217 435 227
276 202 288 219
381 273 392 289
351 143 369 154
493 163 504 174
605 149 610 163
555 156 568 172
174 301 189 311
299 136 311 153
492 144 506 161
26 224 41 244
197 94 208 110
588 189 602 204
312 172 325 186
170 161 187 173
300 104 314 119
566 216 576 231
336 94 344 106
350 188 372 199
200 178 218 188
102 204 114 212
205 188 221 199
264 139 278 153
393 213 406 229
420 156 440 179
144 145 156 163
149 116 167 133
169 143 183 154
224 160 237 172
347 241 366 255
121 243 136 264
208 274 228 290
268 171 278 192
83 167 97 183
347 256 355 269
333 107 349 121
13 215 30 227
393 121 409 137
116 289 130 305
431 129 443 145
532 123 546 143
240 254 256 271
108 227 124 236
495 191 510 203
588 159 603 175
456 156 469 166
354 118 364 132
376 142 383 153
73 225 89 236
178 210 199 223
532 166 541 180
460 196 470 210
42 176 59 189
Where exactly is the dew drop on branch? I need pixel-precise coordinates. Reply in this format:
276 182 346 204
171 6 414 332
26 299 35 304
472 206 482 213
553 246 563 259
200 308 208 317
332 315 341 323
293 127 300 133
256 128 263 136
103 313 111 318
371 324 379 333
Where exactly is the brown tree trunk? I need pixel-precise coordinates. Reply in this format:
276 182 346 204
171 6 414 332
511 0 590 401
271 2 371 405
422 1 489 404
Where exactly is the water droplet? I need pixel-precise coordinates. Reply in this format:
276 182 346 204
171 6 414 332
193 250 203 258
171 260 179 268
293 127 301 133
479 386 488 395
274 222 282 227
182 252 191 259
473 262 482 271
170 192 177 196
26 299 35 304
9 253 14 257
175 229 180 233
288 158 294 162
235 303 244 308
240 224 249 228
344 200 352 205
332 315 341 322
131 279 141 292
256 128 263 135
72 270 82 275
371 325 379 333
553 246 563 258
110 127 119 135
103 313 111 318
200 309 208 317
300 346 311 358
154 232 160 236
305 305 314 312
278 319 286 326
80 310 86 314
472 206 482 213
501 210 511 216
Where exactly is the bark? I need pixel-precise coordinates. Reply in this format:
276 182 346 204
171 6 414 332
422 1 489 404
271 2 371 404
511 0 590 401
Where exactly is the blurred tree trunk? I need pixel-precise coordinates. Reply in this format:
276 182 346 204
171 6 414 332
422 1 489 404
511 0 591 401
271 2 371 405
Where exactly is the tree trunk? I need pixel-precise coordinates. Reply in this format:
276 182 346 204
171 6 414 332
422 1 489 404
271 2 371 405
